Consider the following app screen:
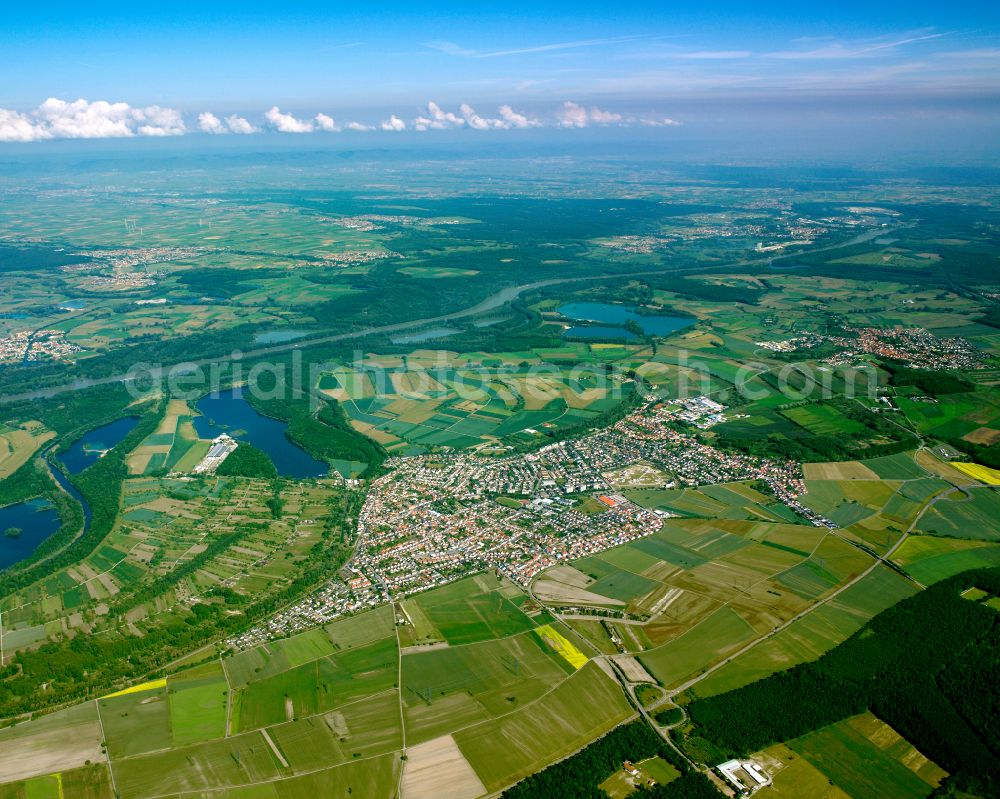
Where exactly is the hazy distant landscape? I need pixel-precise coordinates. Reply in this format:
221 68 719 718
1 3 999 798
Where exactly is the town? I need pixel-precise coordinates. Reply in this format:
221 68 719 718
226 398 828 649
0 329 81 362
758 325 987 371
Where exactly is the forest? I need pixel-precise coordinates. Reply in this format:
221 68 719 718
216 441 278 478
500 720 702 799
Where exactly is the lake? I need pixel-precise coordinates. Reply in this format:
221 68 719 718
60 416 140 474
565 326 638 341
0 498 61 571
557 302 695 336
193 390 328 479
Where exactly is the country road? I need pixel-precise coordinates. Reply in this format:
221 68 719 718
665 467 960 703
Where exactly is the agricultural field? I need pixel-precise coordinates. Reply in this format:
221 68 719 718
399 575 540 647
127 398 210 475
753 713 947 799
319 347 640 453
896 388 1000 444
893 534 1000 584
0 575 632 799
780 403 864 437
0 420 54 479
915 488 1000 540
532 513 876 689
624 481 801 523
3 161 1000 798
0 476 341 662
688 565 919 699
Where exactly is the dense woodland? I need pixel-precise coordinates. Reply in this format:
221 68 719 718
882 362 975 396
216 441 278 478
501 720 700 799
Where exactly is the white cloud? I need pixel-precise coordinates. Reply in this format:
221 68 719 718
556 101 630 127
414 101 466 130
36 98 135 138
265 106 314 133
200 111 257 135
587 106 623 124
380 114 406 131
411 101 538 132
133 105 186 136
225 114 256 134
460 103 503 130
556 101 590 128
1 98 682 143
198 112 227 134
0 98 187 142
498 104 538 128
0 108 44 142
428 101 464 126
315 113 340 132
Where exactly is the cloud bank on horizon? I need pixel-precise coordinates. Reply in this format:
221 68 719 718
0 99 187 142
0 99 678 142
0 11 997 145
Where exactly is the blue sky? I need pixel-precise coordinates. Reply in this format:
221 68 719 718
1 1 998 142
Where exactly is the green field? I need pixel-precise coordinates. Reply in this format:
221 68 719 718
781 403 865 436
411 576 538 645
168 661 230 747
323 354 638 452
894 535 1000 584
233 637 398 732
781 713 946 798
453 662 633 792
402 629 572 743
638 607 757 688
915 489 1000 540
689 565 919 698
